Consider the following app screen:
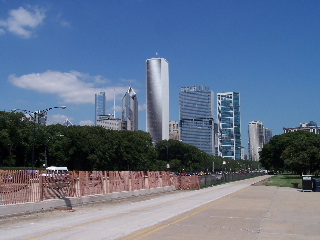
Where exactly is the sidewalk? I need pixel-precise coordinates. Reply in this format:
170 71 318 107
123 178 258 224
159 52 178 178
122 184 320 240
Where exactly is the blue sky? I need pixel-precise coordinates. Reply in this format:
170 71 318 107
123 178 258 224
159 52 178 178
1 0 320 152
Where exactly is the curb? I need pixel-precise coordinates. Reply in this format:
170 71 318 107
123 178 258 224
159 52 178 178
0 186 176 218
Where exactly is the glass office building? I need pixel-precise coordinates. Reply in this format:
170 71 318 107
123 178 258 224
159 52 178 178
179 85 215 155
217 92 242 160
122 87 138 131
263 128 273 144
95 92 106 126
146 57 169 143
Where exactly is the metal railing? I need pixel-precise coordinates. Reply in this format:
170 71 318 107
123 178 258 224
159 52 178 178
199 172 265 188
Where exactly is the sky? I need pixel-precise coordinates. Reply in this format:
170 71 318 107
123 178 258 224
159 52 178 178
1 0 320 153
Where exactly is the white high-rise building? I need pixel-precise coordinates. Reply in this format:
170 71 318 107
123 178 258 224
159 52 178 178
97 114 122 130
248 121 264 161
169 121 180 140
146 57 169 143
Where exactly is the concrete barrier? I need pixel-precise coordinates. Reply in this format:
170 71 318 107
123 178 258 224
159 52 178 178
0 186 176 218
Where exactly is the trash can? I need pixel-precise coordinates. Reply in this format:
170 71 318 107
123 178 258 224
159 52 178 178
312 178 320 192
302 175 313 192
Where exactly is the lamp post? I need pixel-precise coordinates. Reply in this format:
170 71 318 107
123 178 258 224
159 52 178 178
12 106 66 170
44 134 64 168
165 144 170 171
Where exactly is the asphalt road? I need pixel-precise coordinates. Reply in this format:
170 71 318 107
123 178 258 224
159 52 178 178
0 175 282 240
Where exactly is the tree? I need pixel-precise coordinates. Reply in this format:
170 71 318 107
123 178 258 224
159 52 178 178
260 131 320 174
259 134 290 171
281 131 320 174
0 111 31 167
155 140 213 172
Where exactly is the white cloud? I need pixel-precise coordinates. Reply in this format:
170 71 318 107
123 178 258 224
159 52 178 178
55 13 70 27
9 70 130 104
0 6 46 38
120 78 137 85
79 120 94 126
138 103 146 111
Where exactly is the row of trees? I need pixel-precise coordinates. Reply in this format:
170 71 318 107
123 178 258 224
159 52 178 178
0 111 259 172
260 130 320 175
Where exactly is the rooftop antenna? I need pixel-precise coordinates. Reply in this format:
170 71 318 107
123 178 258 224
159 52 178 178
156 52 159 58
113 89 116 118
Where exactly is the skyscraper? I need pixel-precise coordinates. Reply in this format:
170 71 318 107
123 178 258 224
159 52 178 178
122 87 138 131
34 110 47 126
146 57 169 143
217 92 242 160
169 121 180 140
263 128 273 144
179 85 215 155
248 121 264 161
95 92 106 126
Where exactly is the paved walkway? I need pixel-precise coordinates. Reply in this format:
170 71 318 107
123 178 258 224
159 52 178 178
120 183 320 240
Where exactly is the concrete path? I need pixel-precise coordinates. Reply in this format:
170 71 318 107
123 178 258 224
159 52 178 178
1 175 319 240
120 182 320 240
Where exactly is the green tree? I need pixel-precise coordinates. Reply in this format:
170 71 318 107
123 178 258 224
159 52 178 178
260 134 290 171
260 131 320 174
0 111 31 167
155 139 213 172
281 131 320 174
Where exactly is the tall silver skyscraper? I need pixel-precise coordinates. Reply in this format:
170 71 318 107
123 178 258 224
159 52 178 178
248 121 264 161
146 57 169 143
122 87 138 131
217 92 242 160
95 92 106 126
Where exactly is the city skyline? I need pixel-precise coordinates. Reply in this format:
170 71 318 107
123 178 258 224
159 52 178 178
2 1 320 151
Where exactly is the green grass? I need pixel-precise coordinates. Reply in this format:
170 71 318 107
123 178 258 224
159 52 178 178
265 174 302 188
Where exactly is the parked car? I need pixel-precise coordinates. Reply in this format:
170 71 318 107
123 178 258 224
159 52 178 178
41 166 69 180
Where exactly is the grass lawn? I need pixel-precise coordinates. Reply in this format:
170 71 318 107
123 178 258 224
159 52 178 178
265 174 302 188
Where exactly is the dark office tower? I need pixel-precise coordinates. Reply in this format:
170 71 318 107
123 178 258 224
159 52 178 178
263 128 273 144
146 57 169 143
122 87 138 130
217 92 242 160
95 92 106 126
179 85 215 155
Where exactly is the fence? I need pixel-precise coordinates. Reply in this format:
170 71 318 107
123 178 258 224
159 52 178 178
0 170 264 206
0 170 200 205
199 172 265 188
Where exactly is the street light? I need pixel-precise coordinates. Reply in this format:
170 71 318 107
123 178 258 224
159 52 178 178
44 134 64 168
12 106 66 170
